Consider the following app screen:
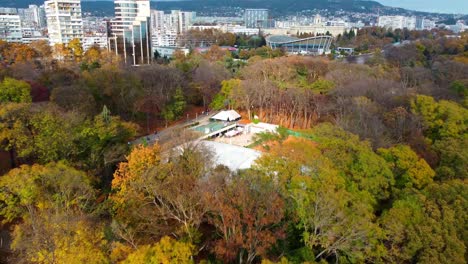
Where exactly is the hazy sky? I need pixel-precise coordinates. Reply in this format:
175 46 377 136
378 0 468 14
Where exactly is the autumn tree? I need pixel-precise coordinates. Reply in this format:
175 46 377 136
120 236 194 264
30 40 52 58
76 109 138 177
0 43 37 63
53 43 71 61
204 45 230 62
192 60 230 109
82 65 142 118
50 84 97 115
133 64 184 131
205 173 285 264
111 143 213 247
255 138 385 263
0 162 107 264
68 38 84 61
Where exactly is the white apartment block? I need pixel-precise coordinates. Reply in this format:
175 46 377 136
151 10 165 32
18 5 47 29
223 25 259 36
173 10 195 34
423 20 436 30
378 16 416 30
446 21 466 33
45 0 83 45
150 9 196 47
244 9 268 28
83 35 108 50
0 8 22 42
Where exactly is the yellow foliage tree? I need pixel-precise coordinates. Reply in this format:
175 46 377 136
69 38 84 61
121 236 194 264
112 144 162 190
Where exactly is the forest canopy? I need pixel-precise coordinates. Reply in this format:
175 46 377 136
0 30 467 263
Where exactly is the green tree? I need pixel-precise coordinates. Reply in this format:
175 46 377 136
411 95 468 142
76 112 138 174
0 77 31 103
0 103 137 172
0 104 77 164
378 145 435 189
450 80 468 98
381 185 466 264
311 123 395 203
0 102 31 167
308 78 335 94
161 88 186 127
255 138 385 263
433 137 468 180
209 79 240 110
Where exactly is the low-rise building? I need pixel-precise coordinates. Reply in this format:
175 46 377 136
83 35 108 50
224 25 259 35
153 46 189 58
378 15 416 30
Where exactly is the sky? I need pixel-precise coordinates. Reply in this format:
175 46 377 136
378 0 468 14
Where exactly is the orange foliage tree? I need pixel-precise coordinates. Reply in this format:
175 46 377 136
204 173 285 264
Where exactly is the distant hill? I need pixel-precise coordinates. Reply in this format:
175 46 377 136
3 0 383 17
153 0 383 13
4 0 457 18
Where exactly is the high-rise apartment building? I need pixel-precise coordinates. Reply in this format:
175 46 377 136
108 0 151 65
150 9 195 47
172 10 195 34
18 5 47 29
45 0 83 45
244 9 269 28
0 8 22 42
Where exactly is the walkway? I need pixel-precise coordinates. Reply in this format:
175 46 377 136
131 111 216 146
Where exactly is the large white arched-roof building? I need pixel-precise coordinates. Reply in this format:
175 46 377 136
266 35 332 55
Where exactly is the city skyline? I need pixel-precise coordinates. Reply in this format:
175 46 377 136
78 0 468 14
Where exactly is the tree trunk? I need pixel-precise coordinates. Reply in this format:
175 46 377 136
9 149 16 168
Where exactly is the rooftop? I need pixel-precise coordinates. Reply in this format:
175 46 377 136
200 141 261 171
266 35 300 43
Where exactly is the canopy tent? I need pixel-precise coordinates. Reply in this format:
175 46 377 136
211 110 241 122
